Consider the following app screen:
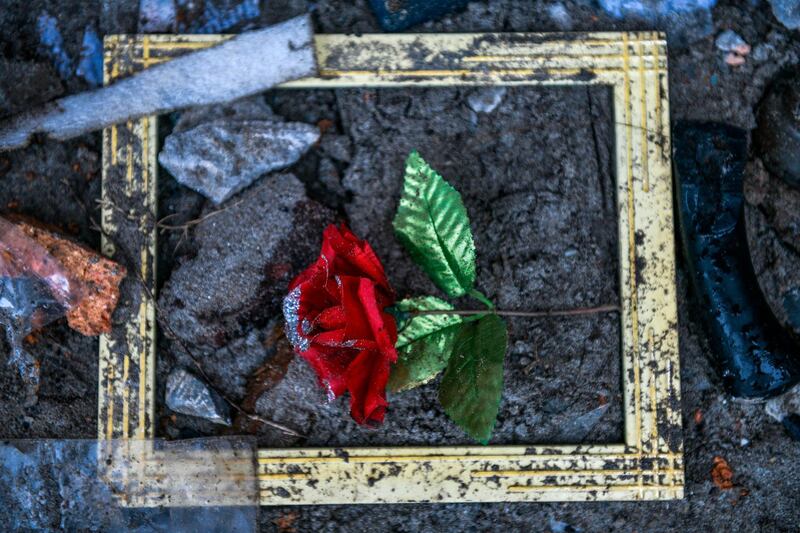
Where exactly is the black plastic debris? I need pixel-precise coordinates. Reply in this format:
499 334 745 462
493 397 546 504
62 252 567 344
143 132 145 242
755 70 800 189
369 0 470 31
674 122 800 398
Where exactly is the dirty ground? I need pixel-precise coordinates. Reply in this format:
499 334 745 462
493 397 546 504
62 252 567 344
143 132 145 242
0 0 799 531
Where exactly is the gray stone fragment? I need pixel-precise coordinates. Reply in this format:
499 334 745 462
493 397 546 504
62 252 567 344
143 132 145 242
466 87 507 114
770 0 800 29
158 173 335 350
159 119 319 204
318 157 347 197
166 367 231 426
254 356 327 445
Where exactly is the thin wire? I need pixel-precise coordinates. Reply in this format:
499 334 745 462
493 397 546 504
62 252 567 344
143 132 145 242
409 304 620 318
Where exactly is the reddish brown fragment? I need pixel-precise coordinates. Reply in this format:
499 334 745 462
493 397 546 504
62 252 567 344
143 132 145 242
12 218 126 335
711 456 734 489
273 511 299 533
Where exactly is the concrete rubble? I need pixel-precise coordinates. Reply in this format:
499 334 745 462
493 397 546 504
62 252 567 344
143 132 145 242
158 173 335 351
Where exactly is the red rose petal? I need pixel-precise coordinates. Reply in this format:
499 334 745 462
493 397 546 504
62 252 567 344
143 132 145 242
316 306 346 330
356 278 398 365
282 223 398 427
346 348 390 425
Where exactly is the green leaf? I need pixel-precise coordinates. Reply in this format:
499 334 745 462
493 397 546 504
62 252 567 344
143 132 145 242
438 314 508 444
389 296 463 392
393 151 476 298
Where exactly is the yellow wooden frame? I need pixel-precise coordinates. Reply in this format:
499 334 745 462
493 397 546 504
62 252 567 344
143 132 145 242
98 31 682 504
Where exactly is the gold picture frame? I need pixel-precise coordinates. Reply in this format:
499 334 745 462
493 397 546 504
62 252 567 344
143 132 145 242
98 31 682 504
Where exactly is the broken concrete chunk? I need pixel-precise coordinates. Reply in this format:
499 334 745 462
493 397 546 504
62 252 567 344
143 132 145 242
158 173 335 350
159 120 319 204
254 355 324 445
166 368 232 426
766 382 800 422
784 288 800 332
0 15 316 151
318 157 347 197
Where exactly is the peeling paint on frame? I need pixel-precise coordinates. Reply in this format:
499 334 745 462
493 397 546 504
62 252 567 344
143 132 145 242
98 31 683 505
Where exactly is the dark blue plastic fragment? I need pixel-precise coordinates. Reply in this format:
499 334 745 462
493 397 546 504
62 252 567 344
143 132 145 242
369 0 470 31
674 122 800 398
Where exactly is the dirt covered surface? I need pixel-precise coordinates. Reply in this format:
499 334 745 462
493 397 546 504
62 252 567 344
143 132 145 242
1 0 800 531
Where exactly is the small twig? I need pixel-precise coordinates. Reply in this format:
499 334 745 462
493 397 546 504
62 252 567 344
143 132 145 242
94 198 138 221
156 199 243 232
409 304 620 318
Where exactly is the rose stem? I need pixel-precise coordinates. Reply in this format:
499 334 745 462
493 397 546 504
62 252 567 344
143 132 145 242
409 304 620 318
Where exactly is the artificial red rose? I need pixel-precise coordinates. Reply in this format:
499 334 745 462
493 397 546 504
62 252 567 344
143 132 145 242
282 223 398 426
